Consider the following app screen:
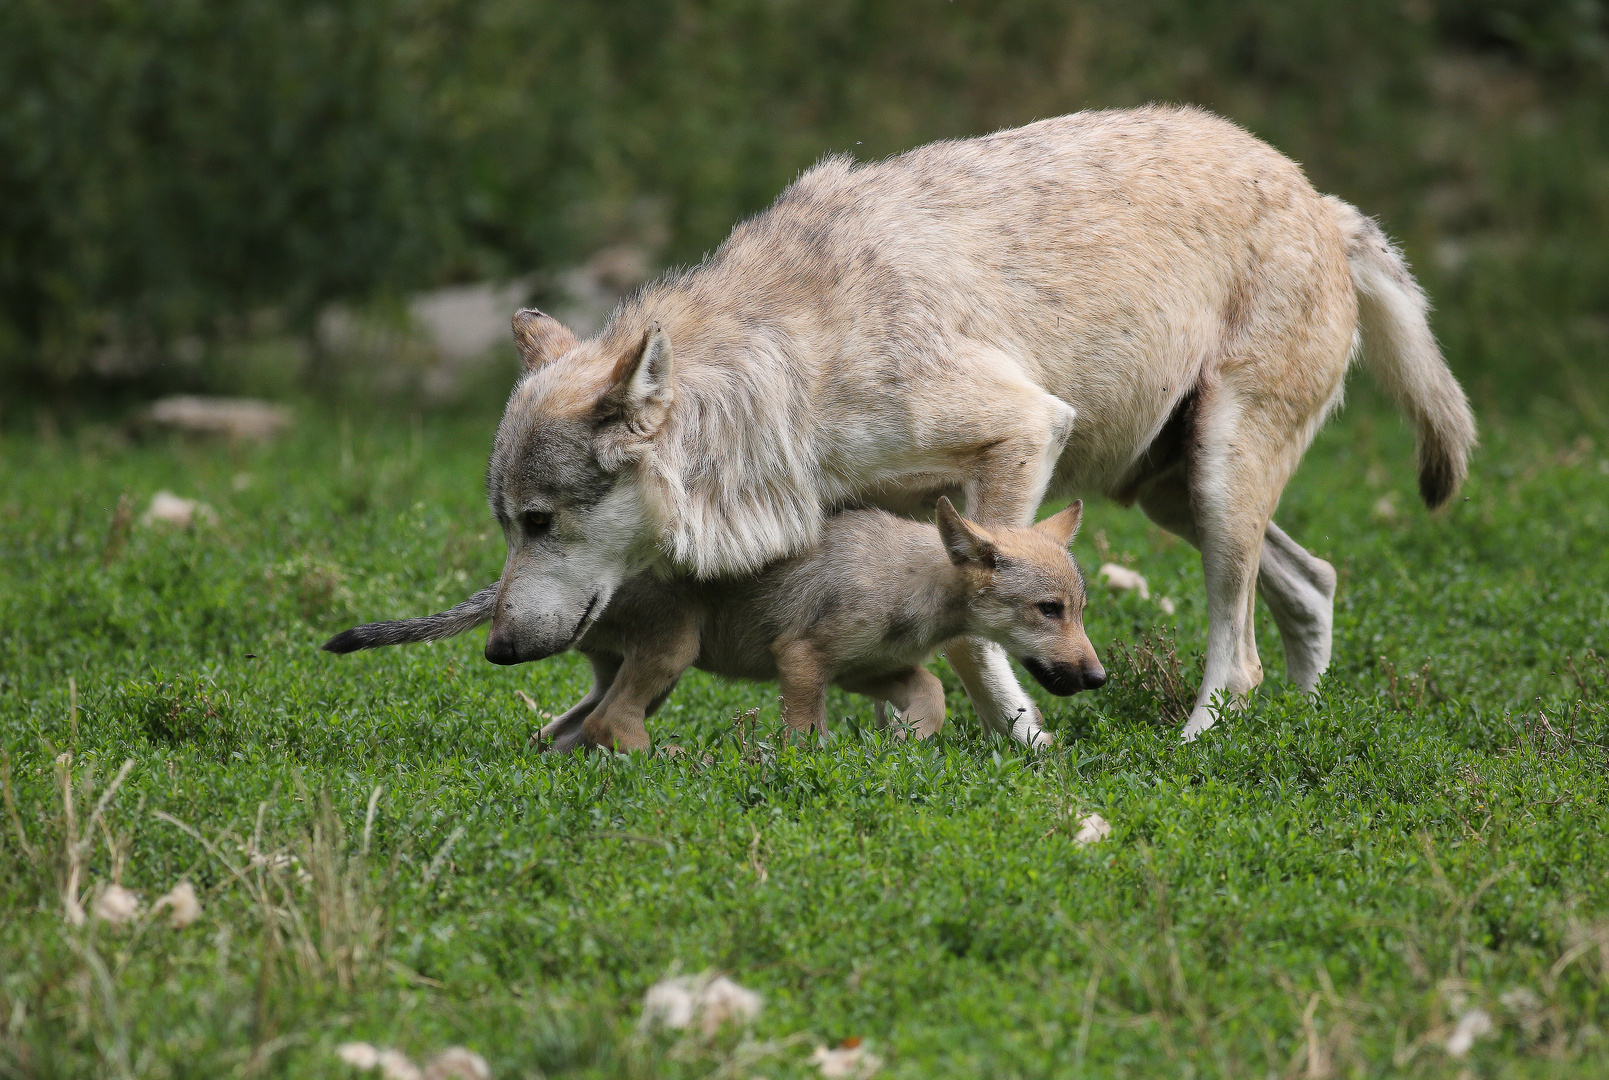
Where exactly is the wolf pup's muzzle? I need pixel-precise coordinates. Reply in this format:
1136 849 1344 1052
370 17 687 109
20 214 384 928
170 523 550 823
1022 656 1107 695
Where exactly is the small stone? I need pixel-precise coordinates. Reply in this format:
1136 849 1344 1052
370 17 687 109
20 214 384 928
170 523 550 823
811 1041 882 1078
141 491 217 528
92 883 140 925
378 1048 422 1080
1098 563 1149 600
337 1043 382 1069
422 1047 491 1080
155 881 203 927
145 396 292 441
1445 1008 1493 1058
1074 813 1112 845
641 973 762 1035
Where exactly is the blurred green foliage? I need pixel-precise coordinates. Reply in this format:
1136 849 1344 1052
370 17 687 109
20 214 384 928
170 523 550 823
2 0 1607 416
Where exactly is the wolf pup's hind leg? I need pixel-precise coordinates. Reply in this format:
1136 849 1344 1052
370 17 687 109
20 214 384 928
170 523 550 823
773 637 831 740
885 667 946 739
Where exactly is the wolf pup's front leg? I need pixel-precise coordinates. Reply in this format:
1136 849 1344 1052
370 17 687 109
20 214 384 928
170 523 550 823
575 625 702 752
535 653 622 752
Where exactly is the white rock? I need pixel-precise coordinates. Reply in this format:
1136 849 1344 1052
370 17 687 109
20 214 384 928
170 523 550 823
1098 563 1149 600
1446 1008 1493 1058
146 396 292 441
811 1042 882 1078
141 491 217 528
1074 813 1112 845
92 883 140 924
1499 987 1541 1014
337 1043 383 1069
155 881 203 927
378 1048 423 1080
422 1047 491 1080
696 975 763 1034
641 973 762 1036
641 978 696 1030
410 280 533 363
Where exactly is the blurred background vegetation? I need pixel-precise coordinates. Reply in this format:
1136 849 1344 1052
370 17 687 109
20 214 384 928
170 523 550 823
1 0 1606 426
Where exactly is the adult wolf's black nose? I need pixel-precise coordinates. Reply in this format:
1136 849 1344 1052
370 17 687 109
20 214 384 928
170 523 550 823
484 634 519 665
1083 664 1107 689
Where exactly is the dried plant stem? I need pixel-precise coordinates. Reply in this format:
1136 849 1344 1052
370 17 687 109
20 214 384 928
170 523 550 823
1 748 37 859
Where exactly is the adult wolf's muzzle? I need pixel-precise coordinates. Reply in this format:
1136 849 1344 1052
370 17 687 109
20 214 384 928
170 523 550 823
485 590 602 664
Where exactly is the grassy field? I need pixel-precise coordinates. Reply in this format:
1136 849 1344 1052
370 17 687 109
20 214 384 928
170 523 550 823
2 385 1607 1078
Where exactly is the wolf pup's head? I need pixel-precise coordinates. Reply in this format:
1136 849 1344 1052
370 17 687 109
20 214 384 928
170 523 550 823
936 497 1106 695
482 310 672 664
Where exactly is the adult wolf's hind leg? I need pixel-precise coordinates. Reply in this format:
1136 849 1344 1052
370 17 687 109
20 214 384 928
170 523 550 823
1256 522 1336 691
1137 461 1337 704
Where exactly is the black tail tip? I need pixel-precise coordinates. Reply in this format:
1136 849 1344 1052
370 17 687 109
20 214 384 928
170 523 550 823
321 628 366 654
1418 456 1458 510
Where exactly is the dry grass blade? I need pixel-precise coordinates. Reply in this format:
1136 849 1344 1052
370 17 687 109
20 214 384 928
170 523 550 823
1106 626 1195 724
56 756 136 925
1 748 38 859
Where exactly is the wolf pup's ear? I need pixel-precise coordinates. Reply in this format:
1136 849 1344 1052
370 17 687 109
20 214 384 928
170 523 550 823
1034 500 1083 546
597 323 674 432
936 496 997 567
512 309 579 373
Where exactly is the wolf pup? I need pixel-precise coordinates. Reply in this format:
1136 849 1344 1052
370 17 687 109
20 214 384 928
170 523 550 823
324 499 1101 752
464 105 1474 747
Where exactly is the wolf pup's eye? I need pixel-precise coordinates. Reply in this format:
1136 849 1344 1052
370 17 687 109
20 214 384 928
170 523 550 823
1037 600 1065 619
522 511 553 537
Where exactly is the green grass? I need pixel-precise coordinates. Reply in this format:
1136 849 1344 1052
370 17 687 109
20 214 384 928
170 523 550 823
2 387 1607 1078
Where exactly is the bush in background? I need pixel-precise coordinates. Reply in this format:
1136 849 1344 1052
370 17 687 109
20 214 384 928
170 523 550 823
1 0 1606 420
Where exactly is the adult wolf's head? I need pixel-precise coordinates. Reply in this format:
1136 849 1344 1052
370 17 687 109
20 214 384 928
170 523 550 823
483 309 673 664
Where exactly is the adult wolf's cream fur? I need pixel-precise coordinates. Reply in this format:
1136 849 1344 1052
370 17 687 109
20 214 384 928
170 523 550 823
479 105 1474 743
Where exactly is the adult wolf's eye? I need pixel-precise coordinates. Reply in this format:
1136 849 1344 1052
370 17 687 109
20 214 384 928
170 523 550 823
522 511 553 537
1037 600 1065 619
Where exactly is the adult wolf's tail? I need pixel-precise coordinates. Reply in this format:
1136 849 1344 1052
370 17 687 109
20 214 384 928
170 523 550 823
322 584 497 653
1324 196 1477 508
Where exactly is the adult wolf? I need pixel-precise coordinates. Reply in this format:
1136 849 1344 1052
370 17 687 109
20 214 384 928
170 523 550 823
481 105 1474 746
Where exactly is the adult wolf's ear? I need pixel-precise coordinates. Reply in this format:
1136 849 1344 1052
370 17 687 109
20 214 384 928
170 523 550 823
597 323 674 433
936 496 997 567
512 309 579 372
1035 500 1083 546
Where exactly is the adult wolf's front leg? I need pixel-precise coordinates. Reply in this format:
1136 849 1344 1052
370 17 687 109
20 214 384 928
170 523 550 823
940 376 1076 746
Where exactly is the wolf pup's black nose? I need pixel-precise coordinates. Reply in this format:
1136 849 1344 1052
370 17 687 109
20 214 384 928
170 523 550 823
1082 664 1107 689
484 635 519 665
